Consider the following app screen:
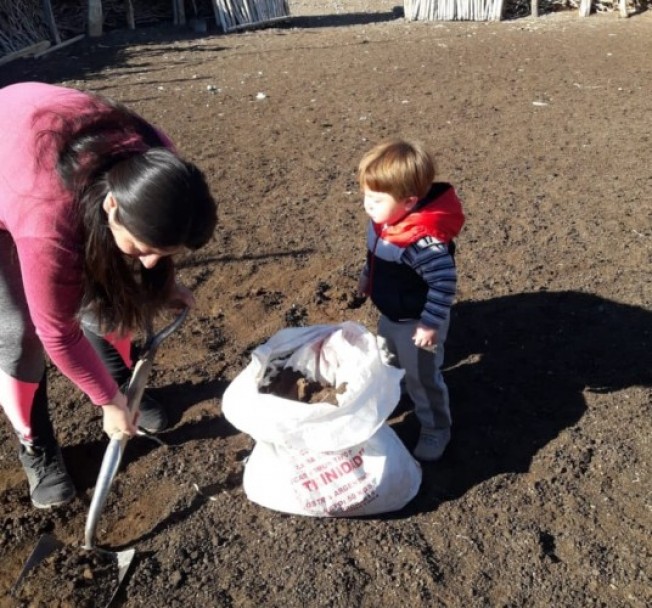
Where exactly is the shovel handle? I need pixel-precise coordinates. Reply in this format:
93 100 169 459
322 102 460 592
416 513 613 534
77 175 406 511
126 308 188 418
142 307 189 357
83 308 188 550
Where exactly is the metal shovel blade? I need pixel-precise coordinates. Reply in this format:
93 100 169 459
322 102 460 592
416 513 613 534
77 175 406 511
99 546 136 607
11 533 63 596
115 548 136 582
11 534 133 607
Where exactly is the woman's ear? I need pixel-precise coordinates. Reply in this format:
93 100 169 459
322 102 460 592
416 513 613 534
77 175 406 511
102 192 120 225
102 192 117 215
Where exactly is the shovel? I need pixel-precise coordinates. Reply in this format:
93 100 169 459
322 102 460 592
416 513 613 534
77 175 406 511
12 308 188 604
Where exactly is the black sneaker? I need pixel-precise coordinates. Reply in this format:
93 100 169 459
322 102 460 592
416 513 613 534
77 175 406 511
19 444 75 509
137 392 169 434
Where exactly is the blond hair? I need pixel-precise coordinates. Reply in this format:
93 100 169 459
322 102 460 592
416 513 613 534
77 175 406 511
358 139 435 201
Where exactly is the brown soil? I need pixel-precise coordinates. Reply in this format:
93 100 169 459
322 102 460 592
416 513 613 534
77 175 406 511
1 3 651 607
261 367 345 404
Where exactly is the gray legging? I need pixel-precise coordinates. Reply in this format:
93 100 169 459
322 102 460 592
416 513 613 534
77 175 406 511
0 231 124 386
0 231 45 382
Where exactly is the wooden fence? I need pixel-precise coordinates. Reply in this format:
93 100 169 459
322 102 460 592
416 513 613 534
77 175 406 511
405 0 505 20
0 0 639 65
210 0 290 32
405 0 635 20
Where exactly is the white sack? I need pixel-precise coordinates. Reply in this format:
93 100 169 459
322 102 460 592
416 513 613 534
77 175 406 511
222 322 422 517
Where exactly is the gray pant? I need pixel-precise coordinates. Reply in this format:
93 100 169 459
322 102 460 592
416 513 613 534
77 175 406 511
0 231 45 382
1 230 128 447
0 231 116 383
378 314 452 431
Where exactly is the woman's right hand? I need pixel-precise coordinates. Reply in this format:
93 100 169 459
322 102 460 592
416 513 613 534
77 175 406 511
101 390 138 439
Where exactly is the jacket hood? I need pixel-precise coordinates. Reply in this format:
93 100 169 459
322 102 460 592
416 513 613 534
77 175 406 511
373 182 465 247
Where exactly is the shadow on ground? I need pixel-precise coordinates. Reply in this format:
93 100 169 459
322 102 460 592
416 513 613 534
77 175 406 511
283 7 403 29
62 376 233 492
389 290 651 515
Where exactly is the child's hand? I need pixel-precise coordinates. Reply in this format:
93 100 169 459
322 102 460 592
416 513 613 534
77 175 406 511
413 323 438 350
357 270 370 297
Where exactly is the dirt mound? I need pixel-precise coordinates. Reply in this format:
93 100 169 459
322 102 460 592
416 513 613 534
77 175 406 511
15 544 119 607
261 367 346 404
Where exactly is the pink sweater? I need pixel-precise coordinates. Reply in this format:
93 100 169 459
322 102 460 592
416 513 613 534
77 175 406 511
0 82 155 405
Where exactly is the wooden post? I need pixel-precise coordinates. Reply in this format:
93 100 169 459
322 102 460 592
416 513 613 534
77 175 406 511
578 0 591 16
619 0 628 17
173 0 186 26
531 0 539 17
493 0 506 20
179 0 187 25
404 0 413 21
125 0 135 29
88 0 103 37
34 34 86 58
212 0 228 31
0 41 51 68
41 0 61 44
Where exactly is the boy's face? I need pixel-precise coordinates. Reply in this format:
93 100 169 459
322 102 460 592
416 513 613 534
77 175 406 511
363 187 417 226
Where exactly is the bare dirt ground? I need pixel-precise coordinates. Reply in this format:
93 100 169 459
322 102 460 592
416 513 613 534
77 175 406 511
1 2 651 607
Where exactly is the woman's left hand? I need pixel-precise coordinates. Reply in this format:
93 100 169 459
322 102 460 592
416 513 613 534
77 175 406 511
168 280 195 311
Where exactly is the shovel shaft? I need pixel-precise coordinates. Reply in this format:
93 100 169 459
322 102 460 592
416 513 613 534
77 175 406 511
83 309 188 550
84 436 126 549
126 357 154 416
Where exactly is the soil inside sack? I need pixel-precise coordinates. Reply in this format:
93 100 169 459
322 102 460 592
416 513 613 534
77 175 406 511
261 368 346 405
16 544 119 608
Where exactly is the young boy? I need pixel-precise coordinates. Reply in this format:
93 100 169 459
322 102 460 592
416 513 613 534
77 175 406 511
357 139 465 461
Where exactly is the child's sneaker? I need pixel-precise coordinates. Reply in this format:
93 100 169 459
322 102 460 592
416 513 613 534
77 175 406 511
413 428 451 462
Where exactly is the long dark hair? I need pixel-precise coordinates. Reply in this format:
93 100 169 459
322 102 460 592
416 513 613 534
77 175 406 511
34 92 217 332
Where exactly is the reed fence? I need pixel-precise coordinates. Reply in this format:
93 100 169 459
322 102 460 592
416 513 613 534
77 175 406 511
405 0 505 20
404 0 640 20
210 0 290 32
